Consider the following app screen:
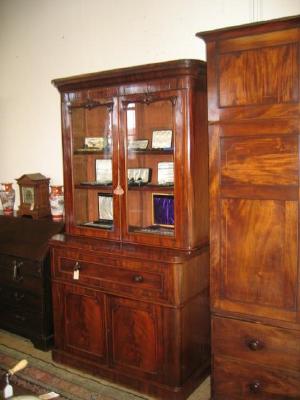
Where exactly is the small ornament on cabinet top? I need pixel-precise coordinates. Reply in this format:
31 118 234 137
49 185 64 221
16 173 50 219
0 183 15 215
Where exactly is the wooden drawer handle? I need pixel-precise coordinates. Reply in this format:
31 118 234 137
249 380 262 393
12 260 24 282
15 314 26 322
247 339 264 351
132 274 144 283
13 292 25 302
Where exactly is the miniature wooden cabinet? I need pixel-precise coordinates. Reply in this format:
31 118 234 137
16 173 50 219
0 214 63 349
197 15 300 399
50 60 209 399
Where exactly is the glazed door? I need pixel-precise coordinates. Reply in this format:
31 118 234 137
107 296 164 381
62 89 120 240
120 90 186 248
52 282 108 364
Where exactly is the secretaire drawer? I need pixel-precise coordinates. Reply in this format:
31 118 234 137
0 284 42 311
214 355 300 400
51 248 171 302
213 316 300 372
0 254 42 292
0 307 43 334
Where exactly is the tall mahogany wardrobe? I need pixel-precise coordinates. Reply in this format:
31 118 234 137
197 15 300 400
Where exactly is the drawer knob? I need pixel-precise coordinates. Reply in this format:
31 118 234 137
13 292 25 302
247 339 264 351
249 380 262 393
15 314 26 322
132 274 144 283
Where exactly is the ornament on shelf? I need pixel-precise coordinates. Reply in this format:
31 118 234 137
16 173 50 219
0 183 15 215
49 185 64 221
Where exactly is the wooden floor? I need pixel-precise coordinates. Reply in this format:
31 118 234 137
0 329 210 400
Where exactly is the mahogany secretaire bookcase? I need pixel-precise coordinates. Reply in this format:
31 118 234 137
197 15 300 399
49 60 210 399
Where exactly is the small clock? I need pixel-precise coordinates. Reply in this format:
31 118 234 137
16 173 51 219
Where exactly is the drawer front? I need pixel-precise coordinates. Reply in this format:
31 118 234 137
213 316 300 372
52 248 171 302
0 254 42 292
214 355 300 400
0 284 42 311
0 306 43 333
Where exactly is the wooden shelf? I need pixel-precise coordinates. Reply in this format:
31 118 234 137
75 183 113 191
128 149 173 155
129 225 174 236
75 183 173 192
128 184 174 192
74 149 112 156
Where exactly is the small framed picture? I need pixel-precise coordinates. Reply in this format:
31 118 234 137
85 137 107 150
152 130 172 149
96 159 112 184
152 193 174 227
157 162 174 185
128 139 149 150
128 168 151 185
98 193 113 221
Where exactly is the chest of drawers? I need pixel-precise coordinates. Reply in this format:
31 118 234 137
0 214 63 350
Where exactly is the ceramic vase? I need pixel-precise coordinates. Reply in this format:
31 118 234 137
0 183 15 215
49 185 64 221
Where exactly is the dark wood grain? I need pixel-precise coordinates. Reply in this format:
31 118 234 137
0 215 63 349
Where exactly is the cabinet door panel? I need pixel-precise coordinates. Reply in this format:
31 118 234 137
219 43 298 107
108 296 163 380
62 284 107 364
209 123 299 322
219 198 298 320
221 135 298 186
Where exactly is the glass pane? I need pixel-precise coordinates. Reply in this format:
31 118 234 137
126 99 175 237
71 102 114 230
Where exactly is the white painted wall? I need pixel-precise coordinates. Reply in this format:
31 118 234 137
0 0 300 208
